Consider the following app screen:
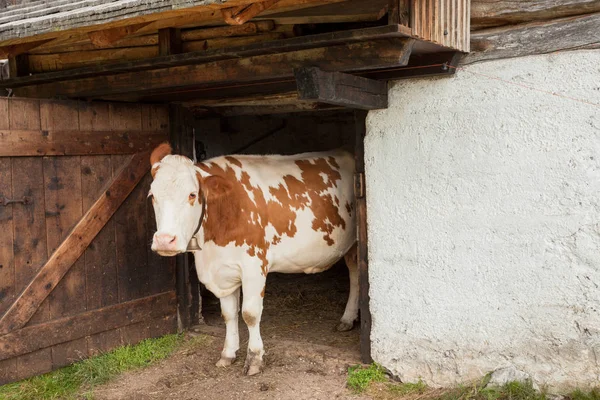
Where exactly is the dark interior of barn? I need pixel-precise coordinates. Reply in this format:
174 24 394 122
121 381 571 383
192 110 360 352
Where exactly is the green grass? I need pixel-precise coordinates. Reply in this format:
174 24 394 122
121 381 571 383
349 365 599 400
347 363 389 392
0 333 190 400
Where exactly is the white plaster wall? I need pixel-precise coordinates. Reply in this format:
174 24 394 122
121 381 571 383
365 50 600 390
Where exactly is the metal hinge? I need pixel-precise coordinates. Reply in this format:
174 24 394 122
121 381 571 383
354 172 365 198
0 196 32 206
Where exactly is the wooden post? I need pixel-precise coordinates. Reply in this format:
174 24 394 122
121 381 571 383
158 28 182 57
354 109 372 363
169 104 196 331
8 54 29 78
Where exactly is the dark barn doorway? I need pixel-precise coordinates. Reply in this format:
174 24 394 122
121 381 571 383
190 110 361 352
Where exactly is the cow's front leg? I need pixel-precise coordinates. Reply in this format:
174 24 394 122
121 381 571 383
241 275 267 376
216 288 240 367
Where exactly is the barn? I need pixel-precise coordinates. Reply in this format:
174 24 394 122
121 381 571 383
0 0 598 392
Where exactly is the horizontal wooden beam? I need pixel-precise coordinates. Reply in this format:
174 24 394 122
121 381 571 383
295 67 388 109
0 292 176 361
190 102 341 116
361 51 462 80
0 130 167 156
0 152 151 335
465 12 600 64
471 0 600 29
16 39 415 100
0 39 54 59
88 23 151 47
0 25 413 89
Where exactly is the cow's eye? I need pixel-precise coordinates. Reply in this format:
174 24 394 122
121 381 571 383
189 193 197 202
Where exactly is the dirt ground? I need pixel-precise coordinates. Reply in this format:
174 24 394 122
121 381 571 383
92 262 367 400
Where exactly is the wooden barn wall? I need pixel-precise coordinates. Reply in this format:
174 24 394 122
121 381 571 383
0 98 175 385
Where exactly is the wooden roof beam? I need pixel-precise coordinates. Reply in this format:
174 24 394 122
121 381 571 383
88 22 152 47
0 38 54 58
14 38 415 100
294 67 388 110
222 0 283 25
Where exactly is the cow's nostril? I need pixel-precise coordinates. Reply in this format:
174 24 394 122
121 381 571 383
169 236 176 244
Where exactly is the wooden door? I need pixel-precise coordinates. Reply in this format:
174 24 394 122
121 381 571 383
0 98 176 384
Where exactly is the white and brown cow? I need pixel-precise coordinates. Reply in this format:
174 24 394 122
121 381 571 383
148 143 358 375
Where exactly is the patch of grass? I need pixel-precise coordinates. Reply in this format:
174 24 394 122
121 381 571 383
568 389 600 400
0 333 191 400
388 380 428 396
347 363 388 392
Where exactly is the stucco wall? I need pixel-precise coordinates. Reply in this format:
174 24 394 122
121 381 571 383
365 50 600 390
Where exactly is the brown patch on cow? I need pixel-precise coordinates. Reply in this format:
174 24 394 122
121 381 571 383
345 201 353 215
272 235 281 245
242 311 257 327
151 165 160 179
199 154 347 276
150 142 172 166
328 156 340 169
334 196 340 206
225 156 242 168
260 286 265 298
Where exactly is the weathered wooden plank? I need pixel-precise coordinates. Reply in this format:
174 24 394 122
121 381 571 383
8 98 50 330
0 151 152 335
87 329 122 356
471 0 600 30
182 32 285 52
79 100 121 356
410 0 470 52
0 359 17 385
81 156 117 310
465 12 600 64
0 39 54 58
0 291 176 360
43 156 85 319
15 348 52 382
121 314 177 346
0 25 414 90
295 67 388 110
180 21 275 41
0 130 167 157
114 172 151 302
0 99 13 319
17 39 415 99
39 99 87 371
361 51 461 80
88 23 151 47
110 104 150 303
28 46 159 73
262 0 388 25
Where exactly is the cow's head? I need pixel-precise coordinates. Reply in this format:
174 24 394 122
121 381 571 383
148 143 205 256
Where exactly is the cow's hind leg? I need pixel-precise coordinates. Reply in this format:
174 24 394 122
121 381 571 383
216 288 240 367
338 244 359 332
241 273 267 376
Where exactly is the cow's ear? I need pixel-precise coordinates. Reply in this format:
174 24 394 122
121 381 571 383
202 175 233 199
150 142 172 166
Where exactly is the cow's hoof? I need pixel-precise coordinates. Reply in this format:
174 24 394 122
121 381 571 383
245 364 263 376
336 321 354 332
216 356 235 367
243 350 264 376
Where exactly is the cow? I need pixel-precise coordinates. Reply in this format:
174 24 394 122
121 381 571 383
148 142 358 375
